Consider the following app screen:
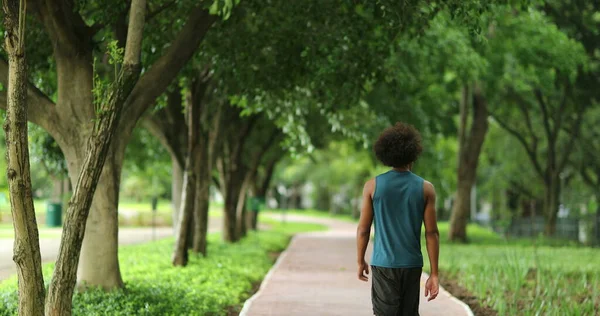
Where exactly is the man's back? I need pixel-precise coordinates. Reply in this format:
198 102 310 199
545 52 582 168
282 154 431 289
371 170 424 268
356 122 439 315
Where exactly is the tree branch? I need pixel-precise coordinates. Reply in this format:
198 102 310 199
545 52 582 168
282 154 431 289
535 89 555 143
230 114 261 164
143 117 185 169
0 57 62 136
491 112 544 178
558 104 585 171
553 82 569 135
146 0 176 21
121 7 217 131
142 88 187 169
35 0 93 54
509 180 537 200
510 88 538 149
580 166 596 188
249 127 282 177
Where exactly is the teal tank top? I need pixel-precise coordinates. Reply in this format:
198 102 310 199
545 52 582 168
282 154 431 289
371 170 425 268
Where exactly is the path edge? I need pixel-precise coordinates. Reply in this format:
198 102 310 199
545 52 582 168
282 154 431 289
239 234 299 316
423 272 474 316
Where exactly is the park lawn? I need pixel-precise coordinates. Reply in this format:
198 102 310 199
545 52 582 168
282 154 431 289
425 223 600 316
0 220 326 316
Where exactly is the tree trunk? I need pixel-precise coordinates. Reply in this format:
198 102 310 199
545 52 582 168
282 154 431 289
172 160 196 266
448 183 471 241
449 84 489 242
192 173 210 255
2 1 46 314
543 174 561 236
236 177 250 238
223 178 242 242
192 144 210 255
44 1 146 314
172 99 201 265
76 153 123 289
171 156 184 234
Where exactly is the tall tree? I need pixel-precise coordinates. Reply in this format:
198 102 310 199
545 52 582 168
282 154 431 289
485 9 589 235
0 1 221 289
449 84 489 242
171 67 215 265
44 0 147 313
2 0 46 314
382 12 488 241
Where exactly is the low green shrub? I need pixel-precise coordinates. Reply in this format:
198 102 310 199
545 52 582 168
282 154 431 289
0 221 326 316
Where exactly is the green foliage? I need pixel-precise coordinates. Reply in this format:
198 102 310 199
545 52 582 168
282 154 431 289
122 127 171 201
0 222 325 315
484 8 588 97
209 0 240 20
106 40 124 78
28 124 67 178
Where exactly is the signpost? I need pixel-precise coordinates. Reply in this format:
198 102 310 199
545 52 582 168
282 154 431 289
151 196 158 241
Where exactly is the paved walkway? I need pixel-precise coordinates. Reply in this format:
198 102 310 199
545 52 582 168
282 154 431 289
241 214 472 316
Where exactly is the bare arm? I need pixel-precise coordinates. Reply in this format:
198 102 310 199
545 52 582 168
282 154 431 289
356 179 374 281
423 181 440 300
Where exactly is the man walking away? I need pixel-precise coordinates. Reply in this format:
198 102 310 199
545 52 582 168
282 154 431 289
356 122 440 316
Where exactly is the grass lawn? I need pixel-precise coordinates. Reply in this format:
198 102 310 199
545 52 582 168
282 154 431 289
427 223 600 315
0 220 326 315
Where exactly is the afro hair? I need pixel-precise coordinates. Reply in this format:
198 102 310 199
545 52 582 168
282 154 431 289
373 122 423 168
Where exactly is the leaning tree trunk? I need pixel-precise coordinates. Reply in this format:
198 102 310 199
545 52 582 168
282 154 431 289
44 1 146 314
2 1 46 314
449 84 489 242
235 176 251 238
172 91 203 265
543 173 561 236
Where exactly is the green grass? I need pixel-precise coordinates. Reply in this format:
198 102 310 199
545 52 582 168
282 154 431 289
423 223 600 315
0 220 326 316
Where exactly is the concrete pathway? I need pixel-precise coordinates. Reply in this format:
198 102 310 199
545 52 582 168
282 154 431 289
241 214 472 316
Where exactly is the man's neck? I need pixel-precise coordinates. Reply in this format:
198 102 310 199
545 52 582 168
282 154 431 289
393 166 410 172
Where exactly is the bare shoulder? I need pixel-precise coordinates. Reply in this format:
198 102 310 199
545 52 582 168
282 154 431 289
423 180 436 200
363 178 376 196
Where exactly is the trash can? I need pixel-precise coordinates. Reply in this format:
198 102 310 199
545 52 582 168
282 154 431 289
46 202 62 227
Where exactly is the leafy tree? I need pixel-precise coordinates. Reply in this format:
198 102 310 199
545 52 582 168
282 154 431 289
485 8 589 235
0 0 227 289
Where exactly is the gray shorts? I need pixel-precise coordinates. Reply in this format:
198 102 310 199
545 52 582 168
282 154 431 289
371 266 422 316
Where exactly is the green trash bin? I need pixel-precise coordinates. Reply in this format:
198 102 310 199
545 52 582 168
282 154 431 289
46 203 62 227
